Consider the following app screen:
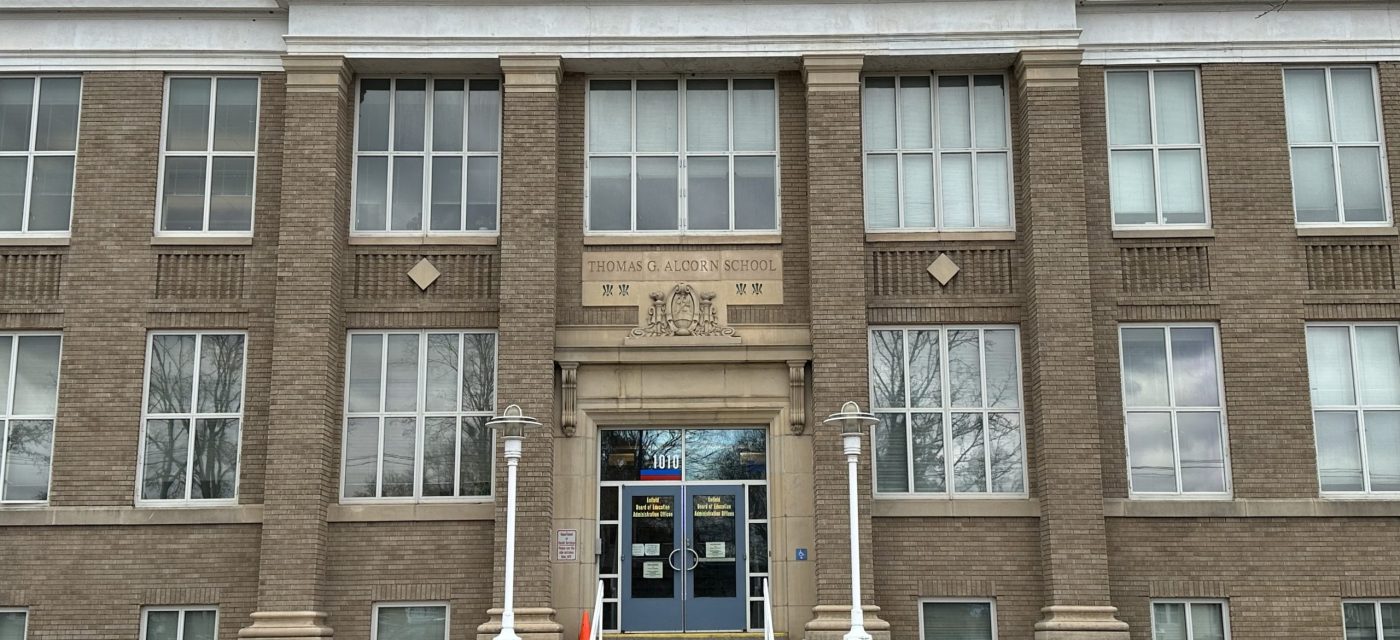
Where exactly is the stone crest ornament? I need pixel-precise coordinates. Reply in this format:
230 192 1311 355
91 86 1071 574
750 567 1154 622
407 258 441 290
927 253 960 286
631 283 738 338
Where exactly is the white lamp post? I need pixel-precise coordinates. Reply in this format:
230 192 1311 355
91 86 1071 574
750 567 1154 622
488 403 543 640
824 401 878 640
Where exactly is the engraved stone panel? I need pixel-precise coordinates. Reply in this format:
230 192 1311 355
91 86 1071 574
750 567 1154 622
155 253 244 300
582 249 784 307
0 252 63 301
353 252 497 300
1305 243 1395 291
1119 245 1211 294
870 248 1014 298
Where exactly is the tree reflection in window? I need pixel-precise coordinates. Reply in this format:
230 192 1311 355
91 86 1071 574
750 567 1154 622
141 333 244 502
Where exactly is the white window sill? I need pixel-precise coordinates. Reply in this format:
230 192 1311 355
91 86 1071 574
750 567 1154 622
151 235 253 246
870 496 1038 518
349 234 499 246
865 230 1015 242
329 501 494 522
583 232 782 246
1112 228 1215 239
0 235 70 246
1296 225 1398 237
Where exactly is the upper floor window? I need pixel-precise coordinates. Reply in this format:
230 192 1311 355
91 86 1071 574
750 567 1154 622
138 332 246 504
0 76 80 236
586 78 778 233
373 603 449 640
159 76 259 235
342 331 496 501
1305 323 1400 495
1285 67 1390 226
1344 600 1399 639
870 326 1025 496
0 334 61 504
1119 325 1230 496
0 609 27 640
141 606 217 640
1106 69 1208 228
864 74 1012 231
1152 600 1228 640
920 600 995 640
354 78 501 234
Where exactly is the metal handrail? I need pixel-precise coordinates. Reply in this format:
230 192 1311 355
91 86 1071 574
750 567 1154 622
763 577 776 640
589 578 604 640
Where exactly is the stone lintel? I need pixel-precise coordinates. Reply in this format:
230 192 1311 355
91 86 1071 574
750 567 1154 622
802 53 864 92
500 55 563 93
281 55 350 94
804 604 891 640
1015 48 1084 89
475 607 564 640
1034 606 1130 640
238 611 333 639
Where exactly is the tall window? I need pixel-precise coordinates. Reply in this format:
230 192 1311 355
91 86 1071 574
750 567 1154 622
921 600 995 640
141 607 217 640
1106 69 1208 228
353 78 501 234
0 334 61 504
1344 601 1400 639
586 78 778 233
1306 323 1400 494
0 609 26 640
864 74 1012 231
1119 325 1230 496
342 331 496 501
869 327 1025 496
138 332 246 504
1152 601 1228 640
1285 67 1390 226
373 603 449 640
158 76 259 234
0 76 80 235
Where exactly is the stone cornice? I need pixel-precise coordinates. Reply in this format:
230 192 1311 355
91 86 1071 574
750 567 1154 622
1015 48 1083 89
500 54 562 93
281 54 350 93
802 53 864 93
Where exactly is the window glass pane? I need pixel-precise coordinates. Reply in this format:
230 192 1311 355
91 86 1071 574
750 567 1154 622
343 417 380 498
431 79 465 152
166 78 211 151
976 153 1010 228
922 602 993 640
686 79 729 152
14 335 60 415
460 415 491 495
1127 412 1177 492
1333 68 1379 143
1291 147 1339 223
148 334 196 413
984 329 1019 409
429 156 463 231
0 158 25 231
748 522 768 573
899 77 932 149
1364 411 1400 492
1152 603 1187 640
0 337 9 413
901 154 934 228
1107 71 1151 145
377 606 447 640
636 80 679 153
948 329 982 407
733 79 775 152
467 79 501 152
989 413 1024 492
910 412 944 493
1159 149 1205 225
1306 326 1356 405
1355 327 1400 405
354 156 388 231
734 156 776 230
348 334 383 413
1169 327 1219 407
973 75 1007 148
1177 412 1226 493
423 415 457 497
590 80 632 153
687 156 729 231
208 156 254 231
382 416 417 497
1110 150 1156 225
1339 146 1386 223
161 156 207 232
863 77 896 150
3 419 53 501
196 334 244 413
938 76 971 149
1189 603 1225 640
636 157 679 231
183 610 217 640
425 333 460 412
1316 411 1365 492
589 157 631 231
1154 71 1200 145
1285 70 1331 143
466 156 498 232
358 79 391 151
190 417 239 499
0 78 33 151
870 330 905 409
213 78 258 152
747 485 766 519
1345 603 1379 640
907 329 940 408
35 77 80 151
385 333 420 412
865 154 898 229
393 79 426 152
144 610 180 640
0 611 26 640
685 429 766 481
874 412 908 492
461 333 495 412
951 412 986 492
26 156 73 232
1122 327 1170 407
940 153 974 229
1382 603 1400 638
142 418 190 500
391 156 424 231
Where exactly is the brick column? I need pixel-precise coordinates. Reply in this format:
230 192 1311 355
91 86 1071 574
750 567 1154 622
1013 50 1128 640
800 54 890 640
475 55 565 640
238 56 352 640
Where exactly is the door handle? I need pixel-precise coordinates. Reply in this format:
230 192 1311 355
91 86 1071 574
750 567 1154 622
667 547 684 571
684 547 700 571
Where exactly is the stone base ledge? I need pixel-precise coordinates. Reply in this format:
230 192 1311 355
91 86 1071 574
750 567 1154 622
476 607 564 640
1034 606 1129 640
238 611 334 639
804 604 890 640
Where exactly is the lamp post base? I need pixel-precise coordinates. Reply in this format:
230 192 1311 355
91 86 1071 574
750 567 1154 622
1033 606 1130 640
803 604 890 640
476 607 564 640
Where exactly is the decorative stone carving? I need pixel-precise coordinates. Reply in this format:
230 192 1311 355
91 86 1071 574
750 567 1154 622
407 258 441 290
788 360 808 435
927 253 961 286
630 283 738 338
559 362 578 437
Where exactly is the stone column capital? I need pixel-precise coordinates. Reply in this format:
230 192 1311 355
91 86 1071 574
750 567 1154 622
500 55 563 93
281 55 351 94
802 54 865 93
1015 48 1084 89
238 611 334 638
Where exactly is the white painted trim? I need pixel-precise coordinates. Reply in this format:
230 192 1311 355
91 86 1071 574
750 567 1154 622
918 599 998 640
369 602 450 640
139 606 220 640
0 332 63 506
1148 600 1231 640
155 75 261 237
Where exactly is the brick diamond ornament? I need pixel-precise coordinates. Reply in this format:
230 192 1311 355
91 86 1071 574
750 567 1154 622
407 258 441 290
927 253 960 286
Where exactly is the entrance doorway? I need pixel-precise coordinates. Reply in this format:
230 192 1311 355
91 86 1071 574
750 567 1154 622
597 428 770 633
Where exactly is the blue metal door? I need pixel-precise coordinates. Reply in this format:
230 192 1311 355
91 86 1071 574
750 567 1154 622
620 485 683 631
682 485 747 631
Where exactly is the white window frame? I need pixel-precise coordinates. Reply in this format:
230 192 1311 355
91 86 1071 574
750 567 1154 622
1307 321 1400 497
917 598 998 640
0 332 61 506
583 75 782 235
371 602 450 640
0 74 81 238
339 329 498 504
1343 600 1400 639
155 75 260 237
0 608 28 640
1117 323 1232 499
139 606 218 640
1105 67 1212 230
135 330 248 507
1284 66 1394 228
861 72 1016 232
1150 599 1230 640
868 325 1028 499
350 76 502 237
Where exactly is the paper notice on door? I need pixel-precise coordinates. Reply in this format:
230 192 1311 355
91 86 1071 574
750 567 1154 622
642 561 664 579
644 543 661 556
705 541 726 558
632 543 647 556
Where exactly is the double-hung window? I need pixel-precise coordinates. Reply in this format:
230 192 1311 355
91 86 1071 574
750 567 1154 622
159 76 259 234
869 327 1026 496
1152 601 1229 640
864 74 1012 231
1345 601 1400 639
0 76 79 236
920 600 996 640
353 78 501 234
1284 67 1390 226
342 330 496 500
372 603 449 640
138 332 246 504
586 78 778 233
1119 325 1230 496
0 609 26 640
0 334 61 504
1106 69 1208 228
141 607 217 640
1305 323 1400 494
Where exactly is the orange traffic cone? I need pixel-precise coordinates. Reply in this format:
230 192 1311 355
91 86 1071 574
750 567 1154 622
578 610 592 640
